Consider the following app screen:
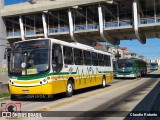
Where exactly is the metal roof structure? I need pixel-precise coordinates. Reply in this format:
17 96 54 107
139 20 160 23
0 0 160 45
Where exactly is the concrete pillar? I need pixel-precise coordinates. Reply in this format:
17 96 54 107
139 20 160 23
0 0 9 76
68 9 77 42
19 15 25 40
42 12 48 38
0 0 8 64
133 0 146 44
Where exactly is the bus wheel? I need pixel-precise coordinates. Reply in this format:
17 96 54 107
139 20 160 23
102 76 106 88
66 80 73 97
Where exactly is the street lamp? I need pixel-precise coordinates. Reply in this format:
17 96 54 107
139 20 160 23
115 45 121 60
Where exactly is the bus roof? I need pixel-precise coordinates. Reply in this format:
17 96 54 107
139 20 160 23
13 38 111 55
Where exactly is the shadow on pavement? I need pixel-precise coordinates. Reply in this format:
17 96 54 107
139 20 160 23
124 82 160 120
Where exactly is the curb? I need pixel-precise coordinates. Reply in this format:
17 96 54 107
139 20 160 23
0 96 10 100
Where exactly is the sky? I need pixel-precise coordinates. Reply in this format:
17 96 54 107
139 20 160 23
120 38 160 60
4 0 27 5
4 0 160 60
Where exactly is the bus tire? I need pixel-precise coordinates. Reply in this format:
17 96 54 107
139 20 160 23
102 76 106 88
66 80 73 97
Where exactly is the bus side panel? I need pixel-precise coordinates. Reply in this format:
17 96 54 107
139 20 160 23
9 80 68 95
74 74 84 89
106 73 113 83
51 80 67 94
74 73 113 90
74 73 102 90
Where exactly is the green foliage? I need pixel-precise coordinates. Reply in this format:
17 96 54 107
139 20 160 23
0 93 10 98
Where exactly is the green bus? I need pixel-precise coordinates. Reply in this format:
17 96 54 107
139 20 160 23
149 63 158 70
115 58 147 78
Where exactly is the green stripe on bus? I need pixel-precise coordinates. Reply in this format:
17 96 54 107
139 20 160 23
9 70 113 80
9 72 77 80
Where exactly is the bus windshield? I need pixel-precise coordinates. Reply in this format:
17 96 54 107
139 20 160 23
9 40 50 76
117 60 133 72
150 63 158 67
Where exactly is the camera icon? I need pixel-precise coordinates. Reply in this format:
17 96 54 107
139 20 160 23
0 102 21 117
2 112 12 117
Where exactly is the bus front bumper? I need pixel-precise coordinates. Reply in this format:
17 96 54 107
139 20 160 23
116 74 136 78
9 83 54 95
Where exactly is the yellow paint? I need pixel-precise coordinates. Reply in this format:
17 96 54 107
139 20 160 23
14 80 40 84
9 80 68 95
27 68 37 75
22 70 25 75
9 83 53 95
0 67 8 72
9 72 113 95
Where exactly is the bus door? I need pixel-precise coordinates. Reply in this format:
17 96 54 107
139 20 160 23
52 44 63 73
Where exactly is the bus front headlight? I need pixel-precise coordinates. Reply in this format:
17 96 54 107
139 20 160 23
9 79 14 85
40 78 48 85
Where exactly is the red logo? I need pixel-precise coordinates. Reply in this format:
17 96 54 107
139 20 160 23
0 102 22 117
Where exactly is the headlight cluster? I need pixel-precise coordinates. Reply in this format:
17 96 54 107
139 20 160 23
40 78 48 85
9 79 14 85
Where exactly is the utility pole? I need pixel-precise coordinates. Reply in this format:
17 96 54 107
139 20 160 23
114 45 121 60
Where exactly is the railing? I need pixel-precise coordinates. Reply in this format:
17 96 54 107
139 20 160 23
105 22 117 28
119 20 132 26
75 24 99 31
7 32 21 37
7 17 160 37
140 17 160 24
25 31 36 35
105 20 132 28
49 27 69 33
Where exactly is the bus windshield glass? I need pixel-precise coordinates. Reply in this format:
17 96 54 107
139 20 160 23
150 63 158 67
117 59 133 72
9 40 50 76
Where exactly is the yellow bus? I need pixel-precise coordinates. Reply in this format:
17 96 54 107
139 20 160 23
8 38 113 100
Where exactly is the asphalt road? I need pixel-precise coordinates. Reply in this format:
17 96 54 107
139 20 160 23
0 70 160 120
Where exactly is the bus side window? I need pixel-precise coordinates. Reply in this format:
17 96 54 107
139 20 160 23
98 54 104 66
84 51 91 65
91 52 98 66
74 48 83 65
52 44 63 73
108 55 111 66
104 55 108 66
63 46 73 65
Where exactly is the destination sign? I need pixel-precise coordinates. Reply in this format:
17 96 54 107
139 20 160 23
12 39 49 50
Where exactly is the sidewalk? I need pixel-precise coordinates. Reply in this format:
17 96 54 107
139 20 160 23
0 84 9 94
0 74 9 84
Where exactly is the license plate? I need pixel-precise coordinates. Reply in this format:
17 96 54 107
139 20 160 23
22 90 29 93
